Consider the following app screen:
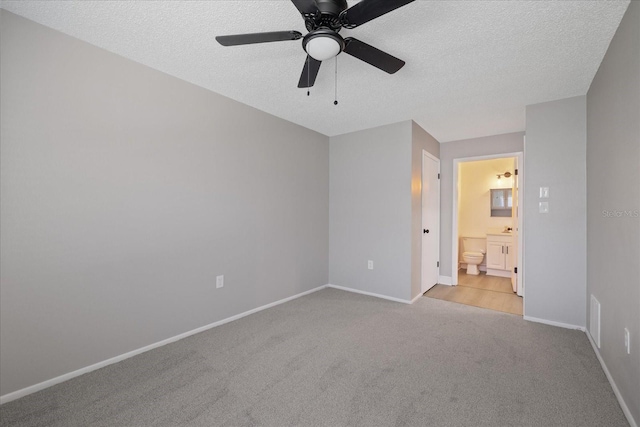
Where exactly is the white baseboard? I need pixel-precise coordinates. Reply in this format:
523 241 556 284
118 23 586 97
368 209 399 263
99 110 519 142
0 285 327 405
586 331 638 427
438 275 453 285
486 268 511 278
521 314 638 426
523 315 586 331
326 284 412 304
410 292 423 304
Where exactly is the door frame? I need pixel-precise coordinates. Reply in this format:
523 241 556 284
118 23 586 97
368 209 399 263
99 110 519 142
451 151 525 301
421 150 440 293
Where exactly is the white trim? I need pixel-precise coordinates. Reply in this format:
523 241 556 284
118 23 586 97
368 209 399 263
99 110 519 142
438 275 453 285
451 152 524 296
486 268 511 278
451 157 459 286
520 136 526 302
586 332 638 427
326 284 412 304
515 152 525 299
423 150 440 163
523 315 586 331
0 285 327 405
410 292 424 304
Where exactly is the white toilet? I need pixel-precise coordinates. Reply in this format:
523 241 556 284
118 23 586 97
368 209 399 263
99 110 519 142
462 237 486 275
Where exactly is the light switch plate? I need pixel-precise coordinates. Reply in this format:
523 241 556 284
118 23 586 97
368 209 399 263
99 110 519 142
539 201 549 213
539 187 550 198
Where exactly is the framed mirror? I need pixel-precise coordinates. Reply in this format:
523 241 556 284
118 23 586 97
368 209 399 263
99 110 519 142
491 188 512 217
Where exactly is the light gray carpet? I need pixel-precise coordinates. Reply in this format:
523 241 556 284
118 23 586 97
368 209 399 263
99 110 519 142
0 288 628 427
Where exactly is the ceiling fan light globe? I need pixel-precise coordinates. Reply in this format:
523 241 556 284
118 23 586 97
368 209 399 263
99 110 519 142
305 36 342 61
302 29 345 61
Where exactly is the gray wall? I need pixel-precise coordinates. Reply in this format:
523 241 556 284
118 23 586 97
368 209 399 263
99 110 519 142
329 121 413 301
439 132 525 280
587 0 639 422
410 122 440 299
0 11 329 397
524 96 587 327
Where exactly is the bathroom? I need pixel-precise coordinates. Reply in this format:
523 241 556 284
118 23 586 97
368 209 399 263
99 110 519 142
456 156 522 314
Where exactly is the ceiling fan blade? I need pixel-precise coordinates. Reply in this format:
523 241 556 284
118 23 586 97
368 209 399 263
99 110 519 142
341 0 415 28
291 0 318 15
298 56 322 88
216 31 302 46
343 37 405 74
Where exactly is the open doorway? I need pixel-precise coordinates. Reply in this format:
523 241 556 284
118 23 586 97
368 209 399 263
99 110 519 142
426 152 524 316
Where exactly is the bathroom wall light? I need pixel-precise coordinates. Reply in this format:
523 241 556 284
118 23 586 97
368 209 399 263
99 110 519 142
497 171 512 180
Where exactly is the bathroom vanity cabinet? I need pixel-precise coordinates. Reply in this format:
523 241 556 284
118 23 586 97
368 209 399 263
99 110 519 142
486 233 513 278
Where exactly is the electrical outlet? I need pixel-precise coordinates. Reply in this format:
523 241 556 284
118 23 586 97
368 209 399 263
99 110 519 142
367 260 373 270
625 328 631 354
216 275 224 289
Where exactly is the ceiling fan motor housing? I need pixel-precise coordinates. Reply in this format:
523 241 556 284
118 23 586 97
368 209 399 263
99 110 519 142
305 0 348 32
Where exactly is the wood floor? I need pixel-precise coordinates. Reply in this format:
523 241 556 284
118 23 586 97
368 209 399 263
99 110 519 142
425 270 523 315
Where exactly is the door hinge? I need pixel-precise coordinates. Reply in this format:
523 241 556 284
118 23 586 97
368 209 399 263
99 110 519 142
437 173 440 179
437 261 440 267
515 169 518 176
514 267 518 273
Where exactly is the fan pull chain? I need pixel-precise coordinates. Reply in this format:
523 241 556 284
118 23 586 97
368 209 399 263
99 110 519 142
334 56 338 106
307 56 310 96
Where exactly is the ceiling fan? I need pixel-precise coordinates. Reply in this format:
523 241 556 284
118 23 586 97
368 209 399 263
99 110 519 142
216 0 415 88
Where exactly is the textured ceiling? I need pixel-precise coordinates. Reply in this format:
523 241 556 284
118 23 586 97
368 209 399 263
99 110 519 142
0 1 630 141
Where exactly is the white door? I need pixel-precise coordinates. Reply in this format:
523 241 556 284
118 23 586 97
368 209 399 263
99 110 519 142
421 151 440 293
511 158 519 293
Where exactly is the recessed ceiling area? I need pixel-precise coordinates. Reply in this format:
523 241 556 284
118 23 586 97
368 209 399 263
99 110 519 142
0 0 630 142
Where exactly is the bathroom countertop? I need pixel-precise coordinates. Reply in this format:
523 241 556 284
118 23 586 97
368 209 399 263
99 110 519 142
486 229 513 236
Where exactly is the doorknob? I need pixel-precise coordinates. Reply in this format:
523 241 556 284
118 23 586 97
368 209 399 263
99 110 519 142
423 229 429 234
